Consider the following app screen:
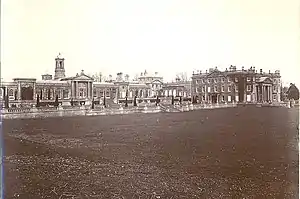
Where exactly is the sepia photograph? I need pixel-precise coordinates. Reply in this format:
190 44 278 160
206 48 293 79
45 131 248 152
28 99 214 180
1 0 299 198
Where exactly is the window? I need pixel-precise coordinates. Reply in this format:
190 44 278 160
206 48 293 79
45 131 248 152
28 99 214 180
196 80 199 84
214 86 218 92
221 86 225 92
253 77 255 81
214 78 218 83
221 77 225 82
208 79 211 83
208 87 211 92
228 86 231 92
227 77 231 82
196 88 199 93
222 95 225 101
8 89 14 96
79 88 85 98
235 77 238 82
202 87 205 92
273 86 276 92
235 86 238 92
247 85 251 91
63 90 69 99
273 95 276 100
247 77 251 82
201 79 204 83
202 95 205 100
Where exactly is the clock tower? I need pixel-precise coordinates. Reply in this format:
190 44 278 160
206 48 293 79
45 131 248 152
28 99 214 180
54 53 66 80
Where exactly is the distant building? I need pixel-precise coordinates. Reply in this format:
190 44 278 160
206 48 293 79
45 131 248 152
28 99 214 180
0 54 171 107
162 77 192 98
191 66 281 103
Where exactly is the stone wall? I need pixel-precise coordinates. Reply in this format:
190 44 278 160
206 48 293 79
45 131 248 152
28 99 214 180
1 106 162 120
1 103 257 120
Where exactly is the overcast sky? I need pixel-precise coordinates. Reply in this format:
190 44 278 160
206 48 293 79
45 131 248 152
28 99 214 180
1 0 299 86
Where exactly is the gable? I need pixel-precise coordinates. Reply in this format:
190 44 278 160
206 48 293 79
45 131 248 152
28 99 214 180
72 74 94 81
206 70 225 78
258 77 273 84
151 79 164 84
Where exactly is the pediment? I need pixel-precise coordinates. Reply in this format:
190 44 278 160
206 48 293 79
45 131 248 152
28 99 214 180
72 74 94 81
151 79 164 84
206 70 225 78
258 77 273 84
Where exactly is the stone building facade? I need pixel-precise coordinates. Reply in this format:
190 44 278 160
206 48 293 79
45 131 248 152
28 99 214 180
162 77 192 98
1 54 191 107
191 66 281 104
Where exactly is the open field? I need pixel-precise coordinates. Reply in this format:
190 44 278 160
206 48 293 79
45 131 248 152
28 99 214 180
2 106 299 198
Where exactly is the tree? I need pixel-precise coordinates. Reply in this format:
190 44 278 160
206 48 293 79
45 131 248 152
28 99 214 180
54 95 59 107
125 96 128 107
36 94 40 107
103 93 106 107
133 74 139 81
133 96 137 106
287 83 299 100
156 96 159 106
4 94 9 108
176 72 188 82
171 95 174 105
91 98 95 109
125 74 130 82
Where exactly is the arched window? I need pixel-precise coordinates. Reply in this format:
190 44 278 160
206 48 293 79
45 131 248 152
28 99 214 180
8 89 14 96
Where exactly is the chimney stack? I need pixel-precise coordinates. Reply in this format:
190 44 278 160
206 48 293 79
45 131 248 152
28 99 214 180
260 69 263 74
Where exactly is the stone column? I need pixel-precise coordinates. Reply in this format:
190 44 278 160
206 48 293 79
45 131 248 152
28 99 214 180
253 84 257 102
265 85 268 102
87 82 90 99
270 85 272 102
90 82 93 98
267 86 270 102
261 85 264 102
71 82 74 98
17 82 21 100
76 81 79 98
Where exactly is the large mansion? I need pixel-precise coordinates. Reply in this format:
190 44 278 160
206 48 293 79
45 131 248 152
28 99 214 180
191 66 281 104
0 54 191 107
